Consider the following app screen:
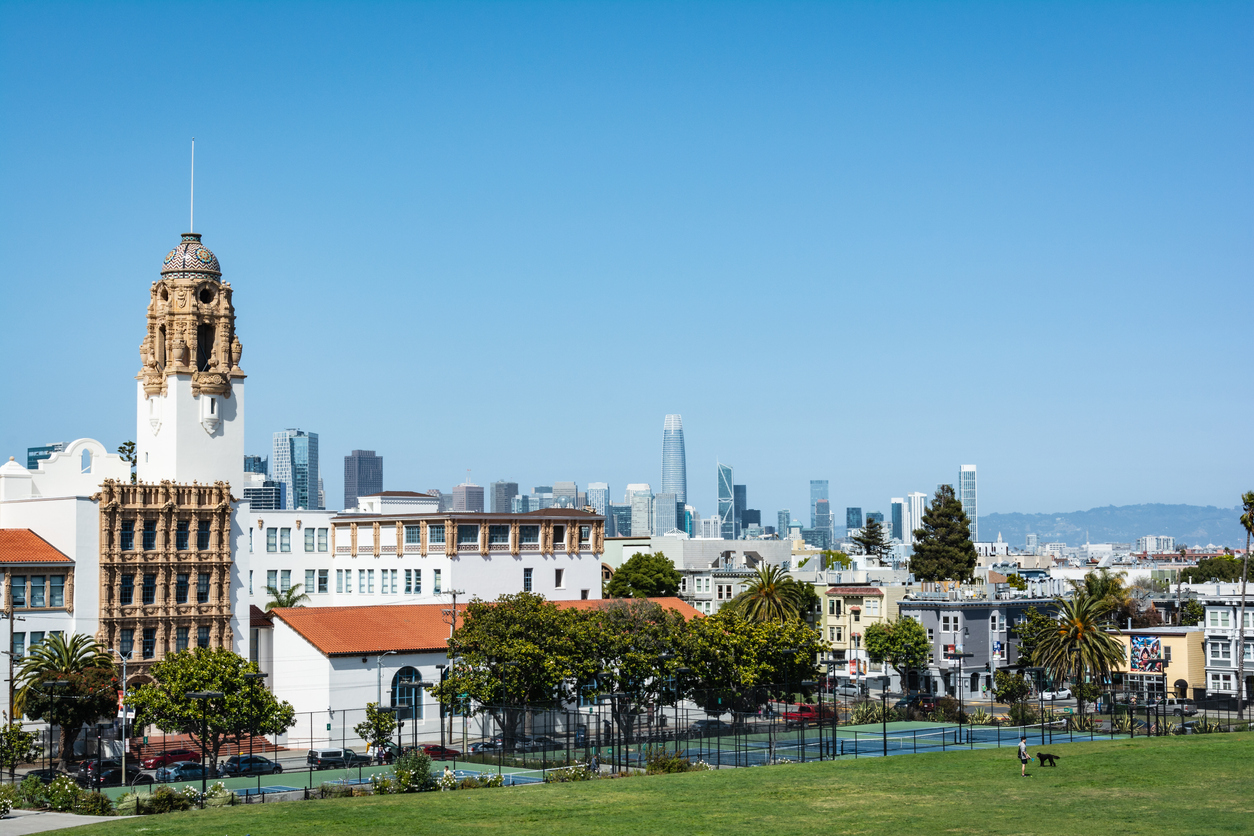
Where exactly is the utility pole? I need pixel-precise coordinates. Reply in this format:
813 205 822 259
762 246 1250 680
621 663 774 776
439 589 466 752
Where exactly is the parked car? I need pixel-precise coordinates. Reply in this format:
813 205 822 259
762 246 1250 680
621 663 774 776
156 761 212 783
1042 688 1072 701
218 754 283 776
688 719 733 736
1156 698 1198 717
831 685 865 698
79 759 125 780
894 694 938 712
141 749 200 769
468 740 502 754
781 703 835 727
78 764 153 789
307 748 372 769
419 744 461 760
25 768 67 785
520 736 562 753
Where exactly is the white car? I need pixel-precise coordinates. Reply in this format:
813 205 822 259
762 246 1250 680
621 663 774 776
1042 688 1072 700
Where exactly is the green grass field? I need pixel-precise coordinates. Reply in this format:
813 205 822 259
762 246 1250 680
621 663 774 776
67 734 1252 836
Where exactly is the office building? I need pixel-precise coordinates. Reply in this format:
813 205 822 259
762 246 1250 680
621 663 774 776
344 450 383 511
532 486 555 509
243 455 267 476
553 481 578 507
810 480 828 528
1026 533 1039 554
717 463 734 540
867 511 884 526
609 504 632 538
684 505 697 537
630 491 654 536
661 414 687 504
741 509 761 528
846 507 863 531
453 482 485 512
778 510 791 539
273 429 320 510
814 499 833 538
959 465 978 542
655 493 682 535
1136 535 1175 554
905 492 927 545
26 443 67 471
733 485 746 536
586 483 610 516
890 498 904 541
491 481 519 514
243 480 284 511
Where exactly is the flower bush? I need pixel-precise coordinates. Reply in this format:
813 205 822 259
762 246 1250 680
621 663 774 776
46 775 81 812
0 795 12 818
17 775 46 808
544 765 596 783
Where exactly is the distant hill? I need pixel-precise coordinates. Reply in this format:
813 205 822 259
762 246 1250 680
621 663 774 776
976 504 1245 549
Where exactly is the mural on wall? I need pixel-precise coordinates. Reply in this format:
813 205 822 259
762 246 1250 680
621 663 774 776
1130 636 1163 672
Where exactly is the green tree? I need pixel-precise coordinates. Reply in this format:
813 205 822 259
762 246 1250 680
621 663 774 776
354 702 398 754
1011 606 1058 666
1071 569 1133 618
15 633 118 771
127 648 296 764
1033 593 1125 714
116 441 136 483
1181 554 1243 584
679 610 823 715
864 618 930 688
723 565 808 624
820 551 852 571
909 486 977 582
1180 599 1205 626
852 516 891 565
1005 574 1028 591
0 723 40 782
264 583 310 610
1237 491 1253 719
993 669 1031 710
605 552 681 598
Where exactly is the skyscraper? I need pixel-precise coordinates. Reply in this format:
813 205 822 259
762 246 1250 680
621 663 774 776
959 465 978 542
453 482 485 512
586 483 610 516
609 504 632 538
26 442 66 471
661 414 687 504
846 507 863 531
491 480 519 513
905 492 927 545
654 493 681 534
809 480 829 528
717 463 734 539
273 429 320 510
243 455 267 476
630 490 654 536
813 499 833 539
344 450 383 511
890 498 904 541
553 481 578 507
778 510 791 539
867 511 884 526
733 484 747 537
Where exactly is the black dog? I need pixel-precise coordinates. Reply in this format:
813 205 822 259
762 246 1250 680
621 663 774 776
1036 752 1060 767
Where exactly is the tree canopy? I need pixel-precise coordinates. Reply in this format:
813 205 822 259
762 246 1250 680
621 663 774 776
852 517 891 564
15 633 117 770
864 618 930 685
1032 592 1125 711
127 648 295 762
264 583 311 610
723 565 810 624
1180 555 1243 584
605 552 682 599
909 485 977 582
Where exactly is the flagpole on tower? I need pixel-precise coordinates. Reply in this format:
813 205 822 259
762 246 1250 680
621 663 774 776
190 138 195 232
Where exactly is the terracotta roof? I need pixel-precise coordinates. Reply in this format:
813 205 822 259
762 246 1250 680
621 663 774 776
250 605 273 628
826 587 882 596
272 597 701 657
0 530 72 565
560 597 703 619
363 491 438 498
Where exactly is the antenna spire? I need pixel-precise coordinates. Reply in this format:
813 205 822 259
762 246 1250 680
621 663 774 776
190 138 195 232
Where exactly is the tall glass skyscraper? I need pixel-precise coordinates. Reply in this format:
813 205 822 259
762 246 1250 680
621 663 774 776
344 449 383 511
959 465 978 542
717 462 734 539
846 507 863 531
586 482 610 516
661 415 687 504
272 429 320 510
809 480 829 528
890 498 905 541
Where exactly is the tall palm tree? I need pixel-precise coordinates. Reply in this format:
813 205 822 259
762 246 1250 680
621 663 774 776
15 633 116 769
1070 568 1133 625
1236 491 1254 719
726 565 806 624
1034 592 1125 713
264 583 310 610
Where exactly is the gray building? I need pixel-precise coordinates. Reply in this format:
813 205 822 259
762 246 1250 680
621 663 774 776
810 480 828 528
453 482 485 512
243 480 284 511
273 429 320 510
654 493 682 535
733 484 747 534
344 449 383 511
778 510 791 538
814 499 833 539
243 455 267 476
608 504 632 538
553 481 578 507
846 507 863 531
491 480 519 514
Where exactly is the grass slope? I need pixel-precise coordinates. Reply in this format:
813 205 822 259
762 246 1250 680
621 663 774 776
68 735 1252 836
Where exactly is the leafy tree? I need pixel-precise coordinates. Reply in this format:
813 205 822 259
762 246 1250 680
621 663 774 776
1181 554 1243 584
15 633 118 770
1180 599 1205 626
678 610 823 715
993 670 1031 710
1011 606 1057 667
852 516 891 564
820 550 852 571
0 723 40 782
909 486 977 582
116 441 136 483
605 552 681 599
1033 593 1125 714
354 702 398 754
1005 574 1028 591
127 648 295 764
864 618 930 687
264 583 310 610
1070 569 1132 618
723 565 808 624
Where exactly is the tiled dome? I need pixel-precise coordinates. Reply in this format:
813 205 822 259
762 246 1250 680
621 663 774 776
161 232 221 277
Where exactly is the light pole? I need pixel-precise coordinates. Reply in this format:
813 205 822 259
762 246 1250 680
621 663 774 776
44 680 69 772
110 649 132 780
95 722 109 791
413 680 435 752
376 650 397 707
242 672 266 782
945 650 974 745
186 691 223 808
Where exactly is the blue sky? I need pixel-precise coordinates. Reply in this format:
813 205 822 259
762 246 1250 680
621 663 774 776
1 2 1250 522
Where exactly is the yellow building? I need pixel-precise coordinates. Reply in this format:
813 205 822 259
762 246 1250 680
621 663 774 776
822 585 908 681
1110 627 1206 701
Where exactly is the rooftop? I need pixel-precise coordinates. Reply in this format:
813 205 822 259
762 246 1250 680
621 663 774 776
0 529 73 564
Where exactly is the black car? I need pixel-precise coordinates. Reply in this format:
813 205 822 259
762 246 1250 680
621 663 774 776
688 719 734 736
77 763 153 789
219 754 283 776
25 768 67 785
306 748 372 769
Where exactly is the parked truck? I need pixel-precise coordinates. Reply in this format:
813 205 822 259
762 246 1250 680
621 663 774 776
780 702 835 728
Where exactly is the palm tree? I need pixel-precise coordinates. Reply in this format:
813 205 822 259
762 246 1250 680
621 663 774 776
15 633 116 770
1070 568 1133 625
264 583 310 610
725 565 806 624
1033 592 1125 714
1236 491 1254 719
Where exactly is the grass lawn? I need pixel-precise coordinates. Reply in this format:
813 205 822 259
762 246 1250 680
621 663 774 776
67 733 1252 836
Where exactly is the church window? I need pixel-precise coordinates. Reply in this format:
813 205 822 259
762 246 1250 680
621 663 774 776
176 521 189 551
197 323 215 371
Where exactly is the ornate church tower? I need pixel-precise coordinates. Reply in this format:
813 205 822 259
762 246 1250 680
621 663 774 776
135 233 246 493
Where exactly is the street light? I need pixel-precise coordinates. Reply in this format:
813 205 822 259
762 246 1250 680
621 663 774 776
186 691 223 808
44 680 69 772
944 650 974 746
242 672 267 785
376 650 398 707
109 649 132 779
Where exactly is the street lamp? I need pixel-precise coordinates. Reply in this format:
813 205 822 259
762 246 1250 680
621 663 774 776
376 650 397 707
186 691 223 808
109 649 132 779
44 680 69 772
944 650 974 745
95 722 111 791
242 672 267 784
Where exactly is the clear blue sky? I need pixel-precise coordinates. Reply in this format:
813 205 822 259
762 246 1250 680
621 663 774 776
1 2 1250 522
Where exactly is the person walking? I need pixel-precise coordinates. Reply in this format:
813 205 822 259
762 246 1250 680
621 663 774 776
1018 736 1030 777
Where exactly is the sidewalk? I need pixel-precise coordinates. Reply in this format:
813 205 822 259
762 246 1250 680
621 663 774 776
0 808 130 835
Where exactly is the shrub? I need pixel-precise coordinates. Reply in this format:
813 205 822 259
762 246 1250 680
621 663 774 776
436 772 460 791
144 786 194 814
317 783 354 799
393 750 434 792
0 795 12 818
968 709 994 726
479 772 505 788
645 749 693 775
457 776 482 790
18 774 47 808
543 765 596 783
1007 703 1038 727
45 775 81 812
0 782 19 813
73 791 115 817
114 792 140 816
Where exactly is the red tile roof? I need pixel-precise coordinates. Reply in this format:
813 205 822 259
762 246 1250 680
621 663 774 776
826 587 882 596
272 597 700 657
250 605 273 628
0 530 72 565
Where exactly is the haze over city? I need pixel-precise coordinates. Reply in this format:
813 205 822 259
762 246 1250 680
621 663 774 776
1 2 1249 521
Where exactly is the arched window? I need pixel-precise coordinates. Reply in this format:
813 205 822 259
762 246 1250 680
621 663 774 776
155 325 166 371
80 448 92 473
391 666 422 720
197 323 216 371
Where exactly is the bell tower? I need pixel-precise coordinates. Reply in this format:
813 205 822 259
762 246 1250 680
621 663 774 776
135 232 246 493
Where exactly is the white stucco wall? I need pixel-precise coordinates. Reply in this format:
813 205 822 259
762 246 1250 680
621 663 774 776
136 377 245 496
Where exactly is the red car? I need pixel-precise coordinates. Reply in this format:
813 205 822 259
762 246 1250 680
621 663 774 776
141 749 199 769
419 744 460 760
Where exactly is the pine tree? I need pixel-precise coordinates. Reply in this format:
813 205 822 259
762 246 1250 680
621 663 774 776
853 517 891 565
910 485 977 582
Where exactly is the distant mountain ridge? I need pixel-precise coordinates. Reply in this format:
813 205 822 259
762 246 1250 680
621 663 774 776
976 504 1245 549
